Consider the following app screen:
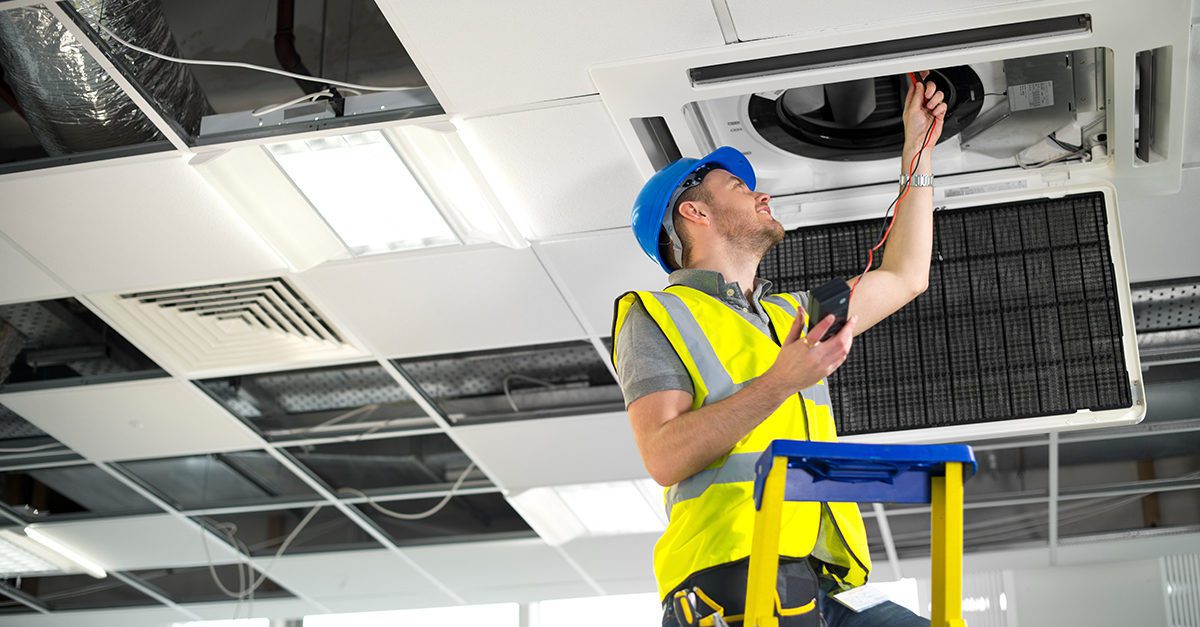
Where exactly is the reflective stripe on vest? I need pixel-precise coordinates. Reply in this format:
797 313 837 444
613 286 871 600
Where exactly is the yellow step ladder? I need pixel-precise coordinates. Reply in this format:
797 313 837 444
744 439 976 627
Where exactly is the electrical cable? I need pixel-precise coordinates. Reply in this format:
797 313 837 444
1016 148 1089 170
1048 132 1082 152
337 462 477 520
96 23 420 93
250 87 364 117
848 73 941 302
312 403 380 430
202 504 322 607
502 374 556 413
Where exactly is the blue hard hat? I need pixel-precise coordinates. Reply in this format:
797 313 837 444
630 146 756 273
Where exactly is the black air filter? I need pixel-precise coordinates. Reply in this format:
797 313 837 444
759 191 1131 435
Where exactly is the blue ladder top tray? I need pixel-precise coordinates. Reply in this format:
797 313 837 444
753 440 978 509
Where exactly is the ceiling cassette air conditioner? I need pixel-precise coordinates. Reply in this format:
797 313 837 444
592 0 1192 442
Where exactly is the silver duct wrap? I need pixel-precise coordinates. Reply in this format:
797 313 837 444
0 0 210 156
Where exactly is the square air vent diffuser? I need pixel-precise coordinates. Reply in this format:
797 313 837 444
91 278 365 376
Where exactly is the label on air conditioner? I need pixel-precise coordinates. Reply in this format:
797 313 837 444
943 179 1028 198
1009 80 1055 112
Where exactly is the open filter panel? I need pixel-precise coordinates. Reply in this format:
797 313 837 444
284 433 489 496
198 505 381 558
0 403 78 468
0 572 159 614
0 3 176 171
0 464 159 523
198 362 433 442
118 451 317 512
394 341 623 425
127 563 291 604
759 191 1132 436
0 298 164 390
354 493 535 547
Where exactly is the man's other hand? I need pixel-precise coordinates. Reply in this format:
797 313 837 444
763 314 858 396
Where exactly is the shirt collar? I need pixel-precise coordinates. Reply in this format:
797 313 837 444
667 269 773 307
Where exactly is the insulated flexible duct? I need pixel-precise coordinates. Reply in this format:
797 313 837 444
0 0 210 156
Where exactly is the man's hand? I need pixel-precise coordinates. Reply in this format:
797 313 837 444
904 71 948 150
627 313 858 487
761 314 858 396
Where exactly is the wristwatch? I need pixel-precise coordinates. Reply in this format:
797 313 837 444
899 173 934 188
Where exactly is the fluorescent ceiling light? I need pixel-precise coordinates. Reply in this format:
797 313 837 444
0 529 74 577
267 130 458 256
509 487 588 546
508 479 666 546
23 526 107 579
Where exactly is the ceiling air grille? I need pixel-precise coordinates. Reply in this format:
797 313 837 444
759 191 1133 436
103 278 363 376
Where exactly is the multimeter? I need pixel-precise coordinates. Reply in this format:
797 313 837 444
807 279 852 342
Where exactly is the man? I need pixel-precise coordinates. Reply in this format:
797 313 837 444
612 75 947 627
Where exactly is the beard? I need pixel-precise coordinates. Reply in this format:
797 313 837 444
715 210 785 259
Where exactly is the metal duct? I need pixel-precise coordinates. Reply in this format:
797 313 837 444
0 0 210 156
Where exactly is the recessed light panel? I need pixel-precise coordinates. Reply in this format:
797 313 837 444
267 131 457 256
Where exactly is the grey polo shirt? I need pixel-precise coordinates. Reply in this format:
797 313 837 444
614 269 813 407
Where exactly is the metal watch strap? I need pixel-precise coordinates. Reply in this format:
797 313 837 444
900 173 934 187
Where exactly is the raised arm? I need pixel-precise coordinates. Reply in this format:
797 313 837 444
847 75 947 336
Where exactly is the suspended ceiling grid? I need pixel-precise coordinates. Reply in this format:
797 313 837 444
0 0 1197 623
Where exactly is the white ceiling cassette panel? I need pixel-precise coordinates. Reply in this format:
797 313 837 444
594 2 1190 199
591 0 1192 441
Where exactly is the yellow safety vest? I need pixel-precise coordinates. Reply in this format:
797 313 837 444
613 285 871 601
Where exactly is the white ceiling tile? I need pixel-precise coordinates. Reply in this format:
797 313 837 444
0 235 66 305
536 231 667 336
184 598 322 621
375 1 724 112
560 533 658 587
24 514 240 571
0 155 285 294
724 0 1029 41
459 101 642 240
404 538 591 604
257 549 451 607
0 378 263 462
454 412 646 491
295 246 584 358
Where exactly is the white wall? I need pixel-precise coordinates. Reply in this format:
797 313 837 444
1010 559 1167 627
